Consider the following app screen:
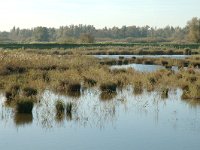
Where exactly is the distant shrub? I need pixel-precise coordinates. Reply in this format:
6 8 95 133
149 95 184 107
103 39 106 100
79 33 95 43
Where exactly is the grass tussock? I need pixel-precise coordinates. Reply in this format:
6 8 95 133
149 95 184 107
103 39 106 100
23 87 38 97
83 76 97 87
100 83 117 93
133 81 143 95
5 84 20 101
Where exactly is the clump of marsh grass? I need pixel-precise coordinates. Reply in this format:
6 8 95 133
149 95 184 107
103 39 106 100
56 80 81 97
186 76 197 83
83 76 97 87
146 76 158 92
119 56 124 59
184 48 192 55
100 82 117 93
161 60 168 66
0 65 27 76
133 81 143 95
181 90 190 100
143 60 154 65
58 80 81 92
117 60 123 65
123 59 129 65
67 82 81 98
42 71 50 82
99 82 118 100
16 98 34 114
5 84 20 102
148 77 157 85
23 87 38 97
115 75 130 89
67 82 81 92
181 84 200 100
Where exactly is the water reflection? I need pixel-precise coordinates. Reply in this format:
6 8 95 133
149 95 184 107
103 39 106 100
111 63 179 73
66 91 81 98
0 88 200 129
95 55 188 59
181 98 200 108
1 89 200 150
53 90 81 99
14 113 33 127
133 83 143 95
66 111 72 121
100 92 117 101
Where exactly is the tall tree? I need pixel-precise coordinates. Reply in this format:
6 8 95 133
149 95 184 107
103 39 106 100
187 17 200 43
33 27 49 42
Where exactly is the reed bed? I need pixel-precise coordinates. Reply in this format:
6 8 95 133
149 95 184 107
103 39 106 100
0 50 199 108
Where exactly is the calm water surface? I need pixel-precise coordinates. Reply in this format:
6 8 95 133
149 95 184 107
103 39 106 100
0 88 200 150
111 63 179 72
95 55 189 59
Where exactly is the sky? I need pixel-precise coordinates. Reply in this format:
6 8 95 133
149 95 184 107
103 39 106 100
0 0 199 31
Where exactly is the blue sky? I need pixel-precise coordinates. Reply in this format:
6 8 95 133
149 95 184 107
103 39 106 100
0 0 199 31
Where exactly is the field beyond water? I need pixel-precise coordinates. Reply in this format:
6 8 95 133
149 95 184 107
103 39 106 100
0 45 200 150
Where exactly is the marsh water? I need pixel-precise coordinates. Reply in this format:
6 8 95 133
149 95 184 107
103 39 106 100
1 88 200 150
111 63 179 72
95 55 189 59
97 55 188 72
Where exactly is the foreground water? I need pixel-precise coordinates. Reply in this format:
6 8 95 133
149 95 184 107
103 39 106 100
0 88 200 150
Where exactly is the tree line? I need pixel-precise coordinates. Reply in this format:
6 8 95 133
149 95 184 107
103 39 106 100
0 17 199 43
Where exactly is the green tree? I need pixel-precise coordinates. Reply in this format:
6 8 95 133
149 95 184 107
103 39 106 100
33 27 49 42
187 17 200 43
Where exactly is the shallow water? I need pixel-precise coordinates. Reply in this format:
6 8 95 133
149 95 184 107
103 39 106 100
95 55 188 59
111 63 179 72
1 88 200 150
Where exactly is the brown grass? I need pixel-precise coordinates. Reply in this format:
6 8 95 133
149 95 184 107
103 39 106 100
0 50 199 106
